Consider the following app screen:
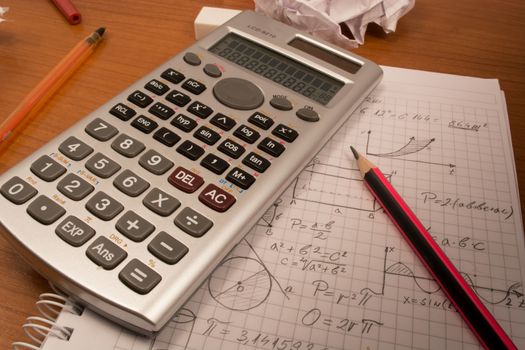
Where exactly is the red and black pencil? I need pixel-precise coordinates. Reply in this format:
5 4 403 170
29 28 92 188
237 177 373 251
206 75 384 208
350 146 516 350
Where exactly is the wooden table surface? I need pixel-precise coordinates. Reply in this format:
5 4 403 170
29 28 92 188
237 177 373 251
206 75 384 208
0 0 524 347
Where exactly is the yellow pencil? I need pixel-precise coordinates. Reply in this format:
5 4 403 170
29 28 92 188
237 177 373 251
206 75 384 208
0 27 105 142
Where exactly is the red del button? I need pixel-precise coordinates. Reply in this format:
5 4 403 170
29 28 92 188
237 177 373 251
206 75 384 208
168 167 204 193
198 184 236 212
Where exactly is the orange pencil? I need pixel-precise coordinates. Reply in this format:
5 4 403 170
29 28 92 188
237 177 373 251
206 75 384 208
0 27 105 142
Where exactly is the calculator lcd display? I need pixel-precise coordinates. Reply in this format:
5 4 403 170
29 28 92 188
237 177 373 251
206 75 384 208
209 33 344 105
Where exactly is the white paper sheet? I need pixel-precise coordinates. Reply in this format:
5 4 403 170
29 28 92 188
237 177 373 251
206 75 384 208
41 66 525 350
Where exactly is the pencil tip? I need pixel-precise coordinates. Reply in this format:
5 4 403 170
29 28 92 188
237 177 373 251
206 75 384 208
95 27 106 37
350 146 359 160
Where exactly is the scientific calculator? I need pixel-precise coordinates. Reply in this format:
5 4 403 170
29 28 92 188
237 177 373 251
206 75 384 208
0 11 382 333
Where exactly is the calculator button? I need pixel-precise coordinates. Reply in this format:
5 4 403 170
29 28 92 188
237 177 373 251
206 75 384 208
86 192 124 221
153 127 181 147
85 153 121 178
176 140 205 161
203 64 222 78
57 173 95 201
127 90 153 108
55 216 95 247
86 236 127 270
269 95 293 111
143 188 180 217
296 107 320 122
168 166 204 193
119 259 161 294
59 136 93 161
1 176 38 205
183 52 201 66
139 150 174 175
243 152 271 173
187 101 213 119
248 112 274 130
27 195 65 225
218 139 245 159
111 134 145 158
131 115 158 134
171 114 197 132
161 68 185 84
213 77 264 110
199 184 236 212
113 169 150 197
166 90 191 107
258 137 285 157
30 155 66 182
145 79 169 95
233 124 260 144
194 126 220 145
116 210 155 242
200 153 229 175
272 124 298 142
226 167 256 190
210 113 236 131
174 207 213 237
85 118 118 141
148 231 188 264
149 102 175 120
110 103 136 121
182 78 206 95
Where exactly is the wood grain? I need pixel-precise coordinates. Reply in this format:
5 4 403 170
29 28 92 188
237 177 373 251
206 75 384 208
0 0 523 347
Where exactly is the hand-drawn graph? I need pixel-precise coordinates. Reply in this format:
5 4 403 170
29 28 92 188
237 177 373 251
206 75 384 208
364 247 524 307
291 157 389 212
207 240 288 311
365 130 456 170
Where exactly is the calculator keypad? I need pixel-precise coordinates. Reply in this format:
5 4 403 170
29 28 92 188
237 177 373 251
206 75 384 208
1 55 303 299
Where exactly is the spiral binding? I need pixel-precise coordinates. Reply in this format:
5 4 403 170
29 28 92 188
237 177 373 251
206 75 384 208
11 288 82 350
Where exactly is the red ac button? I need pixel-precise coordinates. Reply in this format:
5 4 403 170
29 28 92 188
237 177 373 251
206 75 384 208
198 184 236 212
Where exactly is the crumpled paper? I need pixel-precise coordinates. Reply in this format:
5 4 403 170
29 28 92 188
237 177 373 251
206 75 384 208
0 7 8 24
254 0 414 49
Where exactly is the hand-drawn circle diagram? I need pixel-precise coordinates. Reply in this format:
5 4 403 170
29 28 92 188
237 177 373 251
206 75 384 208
208 256 273 311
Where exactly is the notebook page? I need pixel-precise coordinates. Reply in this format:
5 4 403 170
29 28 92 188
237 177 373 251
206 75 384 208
47 66 525 350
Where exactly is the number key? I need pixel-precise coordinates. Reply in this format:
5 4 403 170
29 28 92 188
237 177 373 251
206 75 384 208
111 134 145 158
30 155 66 182
0 176 38 205
85 192 124 221
139 149 173 175
57 173 94 201
85 118 118 141
59 136 93 161
113 169 150 197
85 153 121 178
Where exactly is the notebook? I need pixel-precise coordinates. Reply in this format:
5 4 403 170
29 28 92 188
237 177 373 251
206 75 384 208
13 66 525 350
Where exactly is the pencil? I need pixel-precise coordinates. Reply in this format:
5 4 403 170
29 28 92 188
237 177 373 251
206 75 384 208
350 146 516 349
0 27 105 142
